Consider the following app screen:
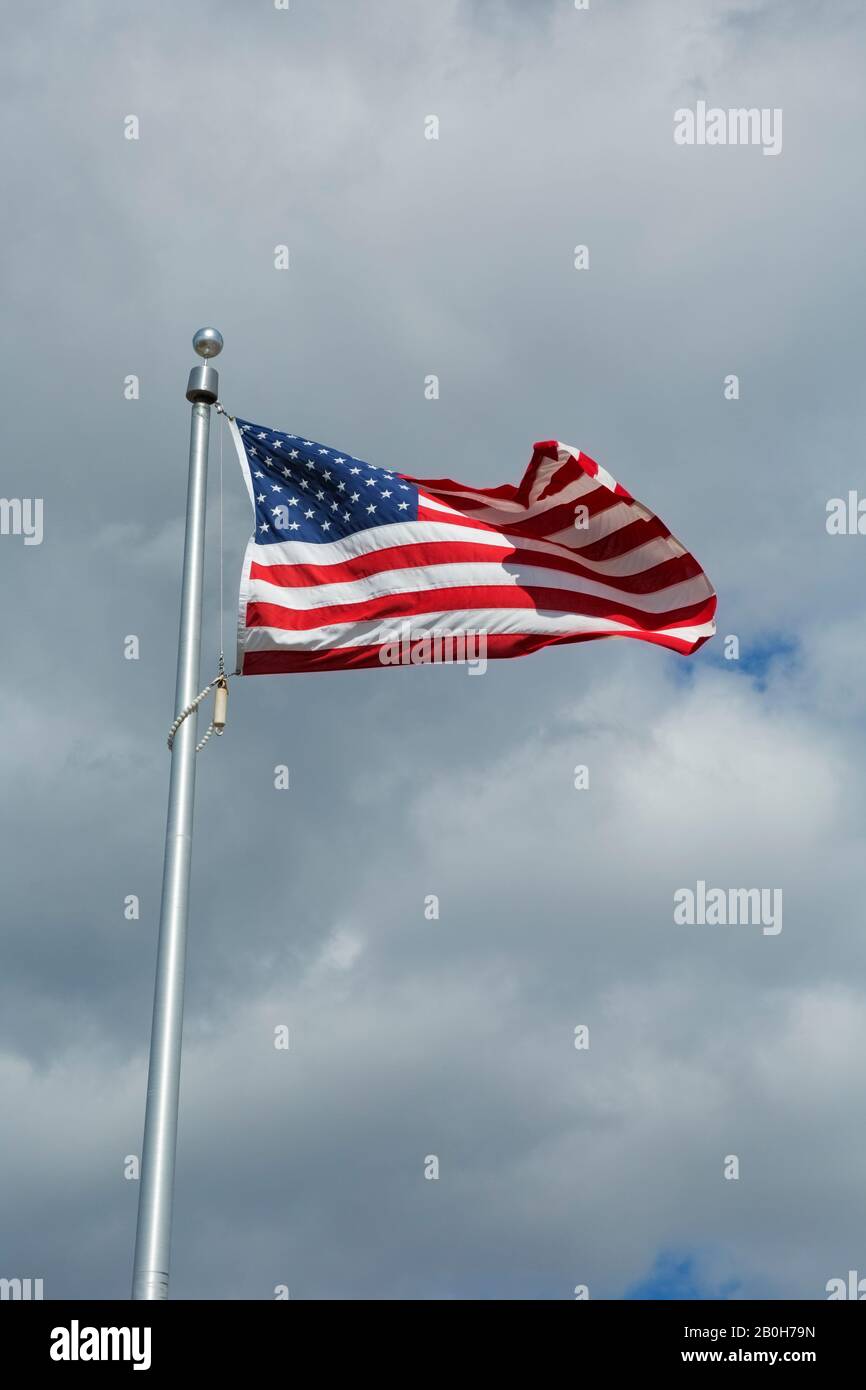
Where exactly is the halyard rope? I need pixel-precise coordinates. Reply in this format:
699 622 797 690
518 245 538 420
218 402 225 670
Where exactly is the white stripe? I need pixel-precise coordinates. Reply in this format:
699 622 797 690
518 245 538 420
246 519 508 569
247 560 711 615
560 447 620 496
544 498 643 548
513 533 686 577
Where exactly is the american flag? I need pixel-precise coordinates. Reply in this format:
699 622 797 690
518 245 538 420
230 417 716 674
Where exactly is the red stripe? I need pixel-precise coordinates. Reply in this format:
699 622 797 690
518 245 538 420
250 541 704 596
571 515 670 560
419 475 621 536
414 497 666 561
415 456 578 510
416 445 639 520
405 441 566 508
246 587 717 635
517 443 564 505
532 453 584 501
243 623 711 675
480 489 622 541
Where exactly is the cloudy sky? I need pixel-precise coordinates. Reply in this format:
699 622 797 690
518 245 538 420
2 0 865 1300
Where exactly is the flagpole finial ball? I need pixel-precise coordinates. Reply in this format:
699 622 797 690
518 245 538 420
192 327 223 360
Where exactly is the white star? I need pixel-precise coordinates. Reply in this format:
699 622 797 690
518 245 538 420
366 503 377 514
264 456 273 466
365 477 376 487
239 424 250 433
380 489 392 498
330 500 339 512
256 492 266 503
321 520 331 531
337 480 346 492
343 510 351 522
259 521 270 533
318 448 328 455
272 439 283 449
304 508 314 519
257 432 267 440
282 467 292 478
397 501 409 511
290 450 299 460
288 496 299 507
271 484 283 492
315 489 325 501
399 484 410 491
322 470 332 480
302 440 314 447
350 491 360 502
305 460 316 471
288 521 300 532
300 479 310 490
334 457 346 465
350 466 361 475
254 469 264 478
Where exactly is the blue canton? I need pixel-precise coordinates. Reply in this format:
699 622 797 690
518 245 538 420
237 418 419 546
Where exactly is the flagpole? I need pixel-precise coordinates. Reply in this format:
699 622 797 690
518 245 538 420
131 327 223 1300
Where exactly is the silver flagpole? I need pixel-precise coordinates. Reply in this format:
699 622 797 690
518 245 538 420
132 327 223 1300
